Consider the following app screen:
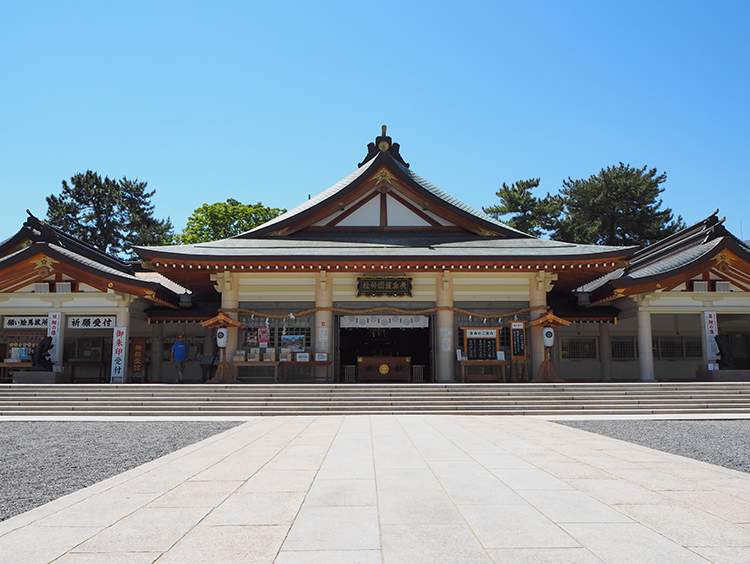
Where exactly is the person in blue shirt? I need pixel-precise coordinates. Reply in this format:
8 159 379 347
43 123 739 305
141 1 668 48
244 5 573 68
170 335 189 383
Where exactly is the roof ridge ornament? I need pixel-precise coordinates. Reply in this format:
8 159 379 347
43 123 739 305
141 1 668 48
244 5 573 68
358 126 410 168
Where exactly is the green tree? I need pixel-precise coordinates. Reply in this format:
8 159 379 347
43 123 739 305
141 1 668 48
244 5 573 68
553 163 685 246
482 178 563 237
173 199 286 244
45 171 173 257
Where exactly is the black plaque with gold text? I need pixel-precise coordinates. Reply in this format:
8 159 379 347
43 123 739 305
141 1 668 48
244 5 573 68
356 276 413 298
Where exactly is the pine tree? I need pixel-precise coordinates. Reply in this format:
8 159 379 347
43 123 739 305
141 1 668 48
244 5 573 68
482 178 562 237
46 171 173 257
553 163 684 246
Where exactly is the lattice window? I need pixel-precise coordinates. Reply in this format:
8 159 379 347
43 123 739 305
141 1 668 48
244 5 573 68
658 336 684 359
561 338 598 360
611 337 636 360
684 336 703 359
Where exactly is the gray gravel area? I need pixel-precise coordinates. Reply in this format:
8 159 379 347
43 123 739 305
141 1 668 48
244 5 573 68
0 421 241 522
557 419 750 474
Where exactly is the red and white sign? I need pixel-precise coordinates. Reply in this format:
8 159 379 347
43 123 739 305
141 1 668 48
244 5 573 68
704 311 719 363
110 326 128 383
47 312 61 365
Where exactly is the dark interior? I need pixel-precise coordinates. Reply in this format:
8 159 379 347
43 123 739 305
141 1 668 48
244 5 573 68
339 327 432 381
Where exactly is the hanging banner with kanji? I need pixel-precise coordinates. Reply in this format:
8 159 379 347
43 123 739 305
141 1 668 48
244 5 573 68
47 312 62 365
110 326 128 383
704 311 719 365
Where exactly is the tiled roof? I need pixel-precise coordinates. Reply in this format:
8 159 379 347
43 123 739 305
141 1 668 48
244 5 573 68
581 213 750 297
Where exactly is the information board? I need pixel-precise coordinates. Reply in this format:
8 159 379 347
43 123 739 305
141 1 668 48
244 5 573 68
462 328 500 361
510 322 526 360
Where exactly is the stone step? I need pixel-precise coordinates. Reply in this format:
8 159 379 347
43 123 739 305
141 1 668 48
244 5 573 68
3 382 750 417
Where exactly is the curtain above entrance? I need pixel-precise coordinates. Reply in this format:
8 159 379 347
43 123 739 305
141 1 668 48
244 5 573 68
340 315 429 329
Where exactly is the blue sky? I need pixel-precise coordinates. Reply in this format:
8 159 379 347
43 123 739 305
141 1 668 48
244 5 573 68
2 1 749 241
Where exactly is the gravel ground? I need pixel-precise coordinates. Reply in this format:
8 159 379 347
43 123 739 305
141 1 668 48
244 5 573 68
557 419 750 474
0 421 242 522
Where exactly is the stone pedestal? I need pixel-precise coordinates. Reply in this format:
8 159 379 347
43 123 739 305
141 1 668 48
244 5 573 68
696 369 750 382
13 371 72 384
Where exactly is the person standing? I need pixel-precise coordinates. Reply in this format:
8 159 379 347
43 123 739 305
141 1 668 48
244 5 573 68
170 335 189 383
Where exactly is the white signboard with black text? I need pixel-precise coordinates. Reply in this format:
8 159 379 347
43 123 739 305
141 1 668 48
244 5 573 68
68 316 117 329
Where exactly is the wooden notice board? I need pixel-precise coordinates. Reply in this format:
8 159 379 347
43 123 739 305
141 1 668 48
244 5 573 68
510 322 526 361
461 328 500 360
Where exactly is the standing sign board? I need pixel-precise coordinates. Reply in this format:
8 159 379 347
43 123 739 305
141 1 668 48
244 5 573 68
47 312 62 367
510 322 526 360
510 321 528 381
110 326 127 383
461 328 500 360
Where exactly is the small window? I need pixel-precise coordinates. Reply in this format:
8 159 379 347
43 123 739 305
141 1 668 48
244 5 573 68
693 281 709 293
715 281 731 293
561 338 598 360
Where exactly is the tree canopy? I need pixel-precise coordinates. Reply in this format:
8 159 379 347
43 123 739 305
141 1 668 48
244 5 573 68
485 164 685 247
554 163 684 246
173 199 286 244
45 171 173 258
482 178 562 237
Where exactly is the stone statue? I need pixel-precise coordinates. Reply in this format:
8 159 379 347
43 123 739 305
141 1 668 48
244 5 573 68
715 335 735 370
31 336 54 371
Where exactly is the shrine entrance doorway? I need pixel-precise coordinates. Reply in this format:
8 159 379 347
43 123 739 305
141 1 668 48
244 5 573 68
337 315 433 382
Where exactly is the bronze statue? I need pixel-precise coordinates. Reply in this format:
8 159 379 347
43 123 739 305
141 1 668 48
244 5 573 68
715 335 735 370
31 336 54 371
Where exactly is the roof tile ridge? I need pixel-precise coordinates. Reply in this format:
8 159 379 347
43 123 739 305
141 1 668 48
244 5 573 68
235 154 382 239
393 160 531 238
50 243 140 279
626 236 721 277
631 215 718 261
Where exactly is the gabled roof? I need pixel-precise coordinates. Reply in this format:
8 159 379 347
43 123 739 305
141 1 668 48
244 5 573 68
236 147 531 239
0 212 135 274
583 212 750 304
0 213 181 307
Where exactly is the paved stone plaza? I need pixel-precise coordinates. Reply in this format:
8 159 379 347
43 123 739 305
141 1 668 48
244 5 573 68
2 415 750 563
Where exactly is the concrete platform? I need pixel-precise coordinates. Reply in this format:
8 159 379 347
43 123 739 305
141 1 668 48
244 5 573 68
2 415 750 563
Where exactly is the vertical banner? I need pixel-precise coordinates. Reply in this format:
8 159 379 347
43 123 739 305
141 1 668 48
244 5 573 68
704 311 719 366
47 312 62 366
130 338 146 376
110 326 128 383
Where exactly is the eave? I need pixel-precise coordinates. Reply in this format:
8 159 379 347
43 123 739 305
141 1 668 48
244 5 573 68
141 252 633 296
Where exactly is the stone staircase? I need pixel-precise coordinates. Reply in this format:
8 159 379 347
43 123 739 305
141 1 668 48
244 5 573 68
1 382 750 417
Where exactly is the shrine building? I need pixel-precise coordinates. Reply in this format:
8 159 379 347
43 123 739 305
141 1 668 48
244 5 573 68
2 128 749 384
